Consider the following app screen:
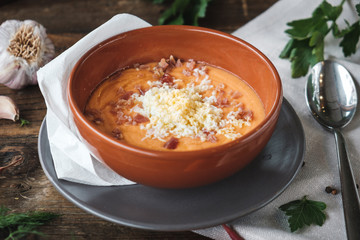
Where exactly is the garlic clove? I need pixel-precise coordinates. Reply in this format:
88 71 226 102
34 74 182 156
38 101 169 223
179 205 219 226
0 95 19 121
0 20 55 89
0 56 27 89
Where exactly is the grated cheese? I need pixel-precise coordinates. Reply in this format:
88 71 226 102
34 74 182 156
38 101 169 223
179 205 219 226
132 73 251 142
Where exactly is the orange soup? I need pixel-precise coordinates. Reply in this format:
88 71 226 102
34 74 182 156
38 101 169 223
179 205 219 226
84 56 265 151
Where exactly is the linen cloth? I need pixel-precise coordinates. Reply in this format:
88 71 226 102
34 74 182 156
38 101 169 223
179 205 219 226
38 14 150 185
36 0 360 239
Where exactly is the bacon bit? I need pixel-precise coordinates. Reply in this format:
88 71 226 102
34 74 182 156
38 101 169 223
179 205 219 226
107 101 117 115
203 130 218 143
176 59 182 67
194 64 208 75
160 73 174 84
116 87 134 104
230 90 242 99
110 98 132 115
110 109 121 117
201 66 208 75
203 129 214 135
207 134 217 143
153 67 164 78
186 59 196 70
84 109 103 125
164 137 179 150
158 58 169 69
213 89 230 107
111 128 123 140
182 69 191 77
116 99 131 109
134 113 149 123
161 56 176 73
234 102 244 109
197 63 205 68
214 97 230 108
119 91 134 100
116 111 128 125
134 85 147 95
169 55 176 66
236 110 253 121
165 66 175 74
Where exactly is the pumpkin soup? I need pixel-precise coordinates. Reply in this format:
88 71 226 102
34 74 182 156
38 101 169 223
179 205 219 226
84 56 265 151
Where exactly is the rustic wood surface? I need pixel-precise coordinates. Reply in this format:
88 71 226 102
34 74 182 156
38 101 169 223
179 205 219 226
0 0 278 239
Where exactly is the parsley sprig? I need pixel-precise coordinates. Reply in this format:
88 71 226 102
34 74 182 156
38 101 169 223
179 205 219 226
0 206 60 240
280 0 360 78
279 196 327 232
153 0 212 26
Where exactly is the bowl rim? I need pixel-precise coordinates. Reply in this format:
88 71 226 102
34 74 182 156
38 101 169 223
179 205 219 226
67 25 283 158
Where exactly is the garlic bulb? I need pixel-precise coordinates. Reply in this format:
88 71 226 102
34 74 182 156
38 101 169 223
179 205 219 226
0 20 55 89
0 95 19 121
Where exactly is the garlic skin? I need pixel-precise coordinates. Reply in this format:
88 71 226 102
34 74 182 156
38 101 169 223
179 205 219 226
0 95 19 121
0 20 55 89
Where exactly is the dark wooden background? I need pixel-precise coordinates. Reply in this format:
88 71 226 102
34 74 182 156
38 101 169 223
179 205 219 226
0 0 278 239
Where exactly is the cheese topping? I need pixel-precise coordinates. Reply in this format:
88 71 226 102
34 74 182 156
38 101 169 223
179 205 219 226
132 74 250 142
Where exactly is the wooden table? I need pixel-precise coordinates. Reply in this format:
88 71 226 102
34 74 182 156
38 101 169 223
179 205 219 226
0 0 278 239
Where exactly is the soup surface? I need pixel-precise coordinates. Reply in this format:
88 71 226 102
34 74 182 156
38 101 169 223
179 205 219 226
84 56 265 151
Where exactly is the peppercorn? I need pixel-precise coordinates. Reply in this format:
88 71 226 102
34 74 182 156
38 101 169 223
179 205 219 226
325 186 333 193
325 186 338 195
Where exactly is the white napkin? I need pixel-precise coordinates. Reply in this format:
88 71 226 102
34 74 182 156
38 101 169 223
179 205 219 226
37 14 150 185
195 0 360 239
37 1 360 239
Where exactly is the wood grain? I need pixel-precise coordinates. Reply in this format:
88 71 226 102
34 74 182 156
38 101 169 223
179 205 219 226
0 0 278 239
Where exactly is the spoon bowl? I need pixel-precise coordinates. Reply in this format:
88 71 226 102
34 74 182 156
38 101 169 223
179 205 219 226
306 60 357 128
306 60 360 240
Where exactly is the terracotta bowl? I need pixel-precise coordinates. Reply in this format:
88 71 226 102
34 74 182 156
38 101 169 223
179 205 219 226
68 25 283 189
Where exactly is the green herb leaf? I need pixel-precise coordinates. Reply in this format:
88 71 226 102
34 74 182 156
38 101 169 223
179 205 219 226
285 18 315 40
0 206 60 240
190 0 210 26
279 196 327 232
340 22 360 56
155 0 211 26
19 118 30 127
318 0 342 21
280 1 360 78
280 38 322 78
339 4 360 57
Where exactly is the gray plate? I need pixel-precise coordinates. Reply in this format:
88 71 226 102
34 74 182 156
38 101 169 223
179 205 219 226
38 98 305 231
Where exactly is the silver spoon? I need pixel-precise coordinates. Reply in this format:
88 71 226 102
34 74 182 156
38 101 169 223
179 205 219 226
306 60 360 240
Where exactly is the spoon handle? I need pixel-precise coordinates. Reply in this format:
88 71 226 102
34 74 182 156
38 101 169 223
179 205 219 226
334 129 360 240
